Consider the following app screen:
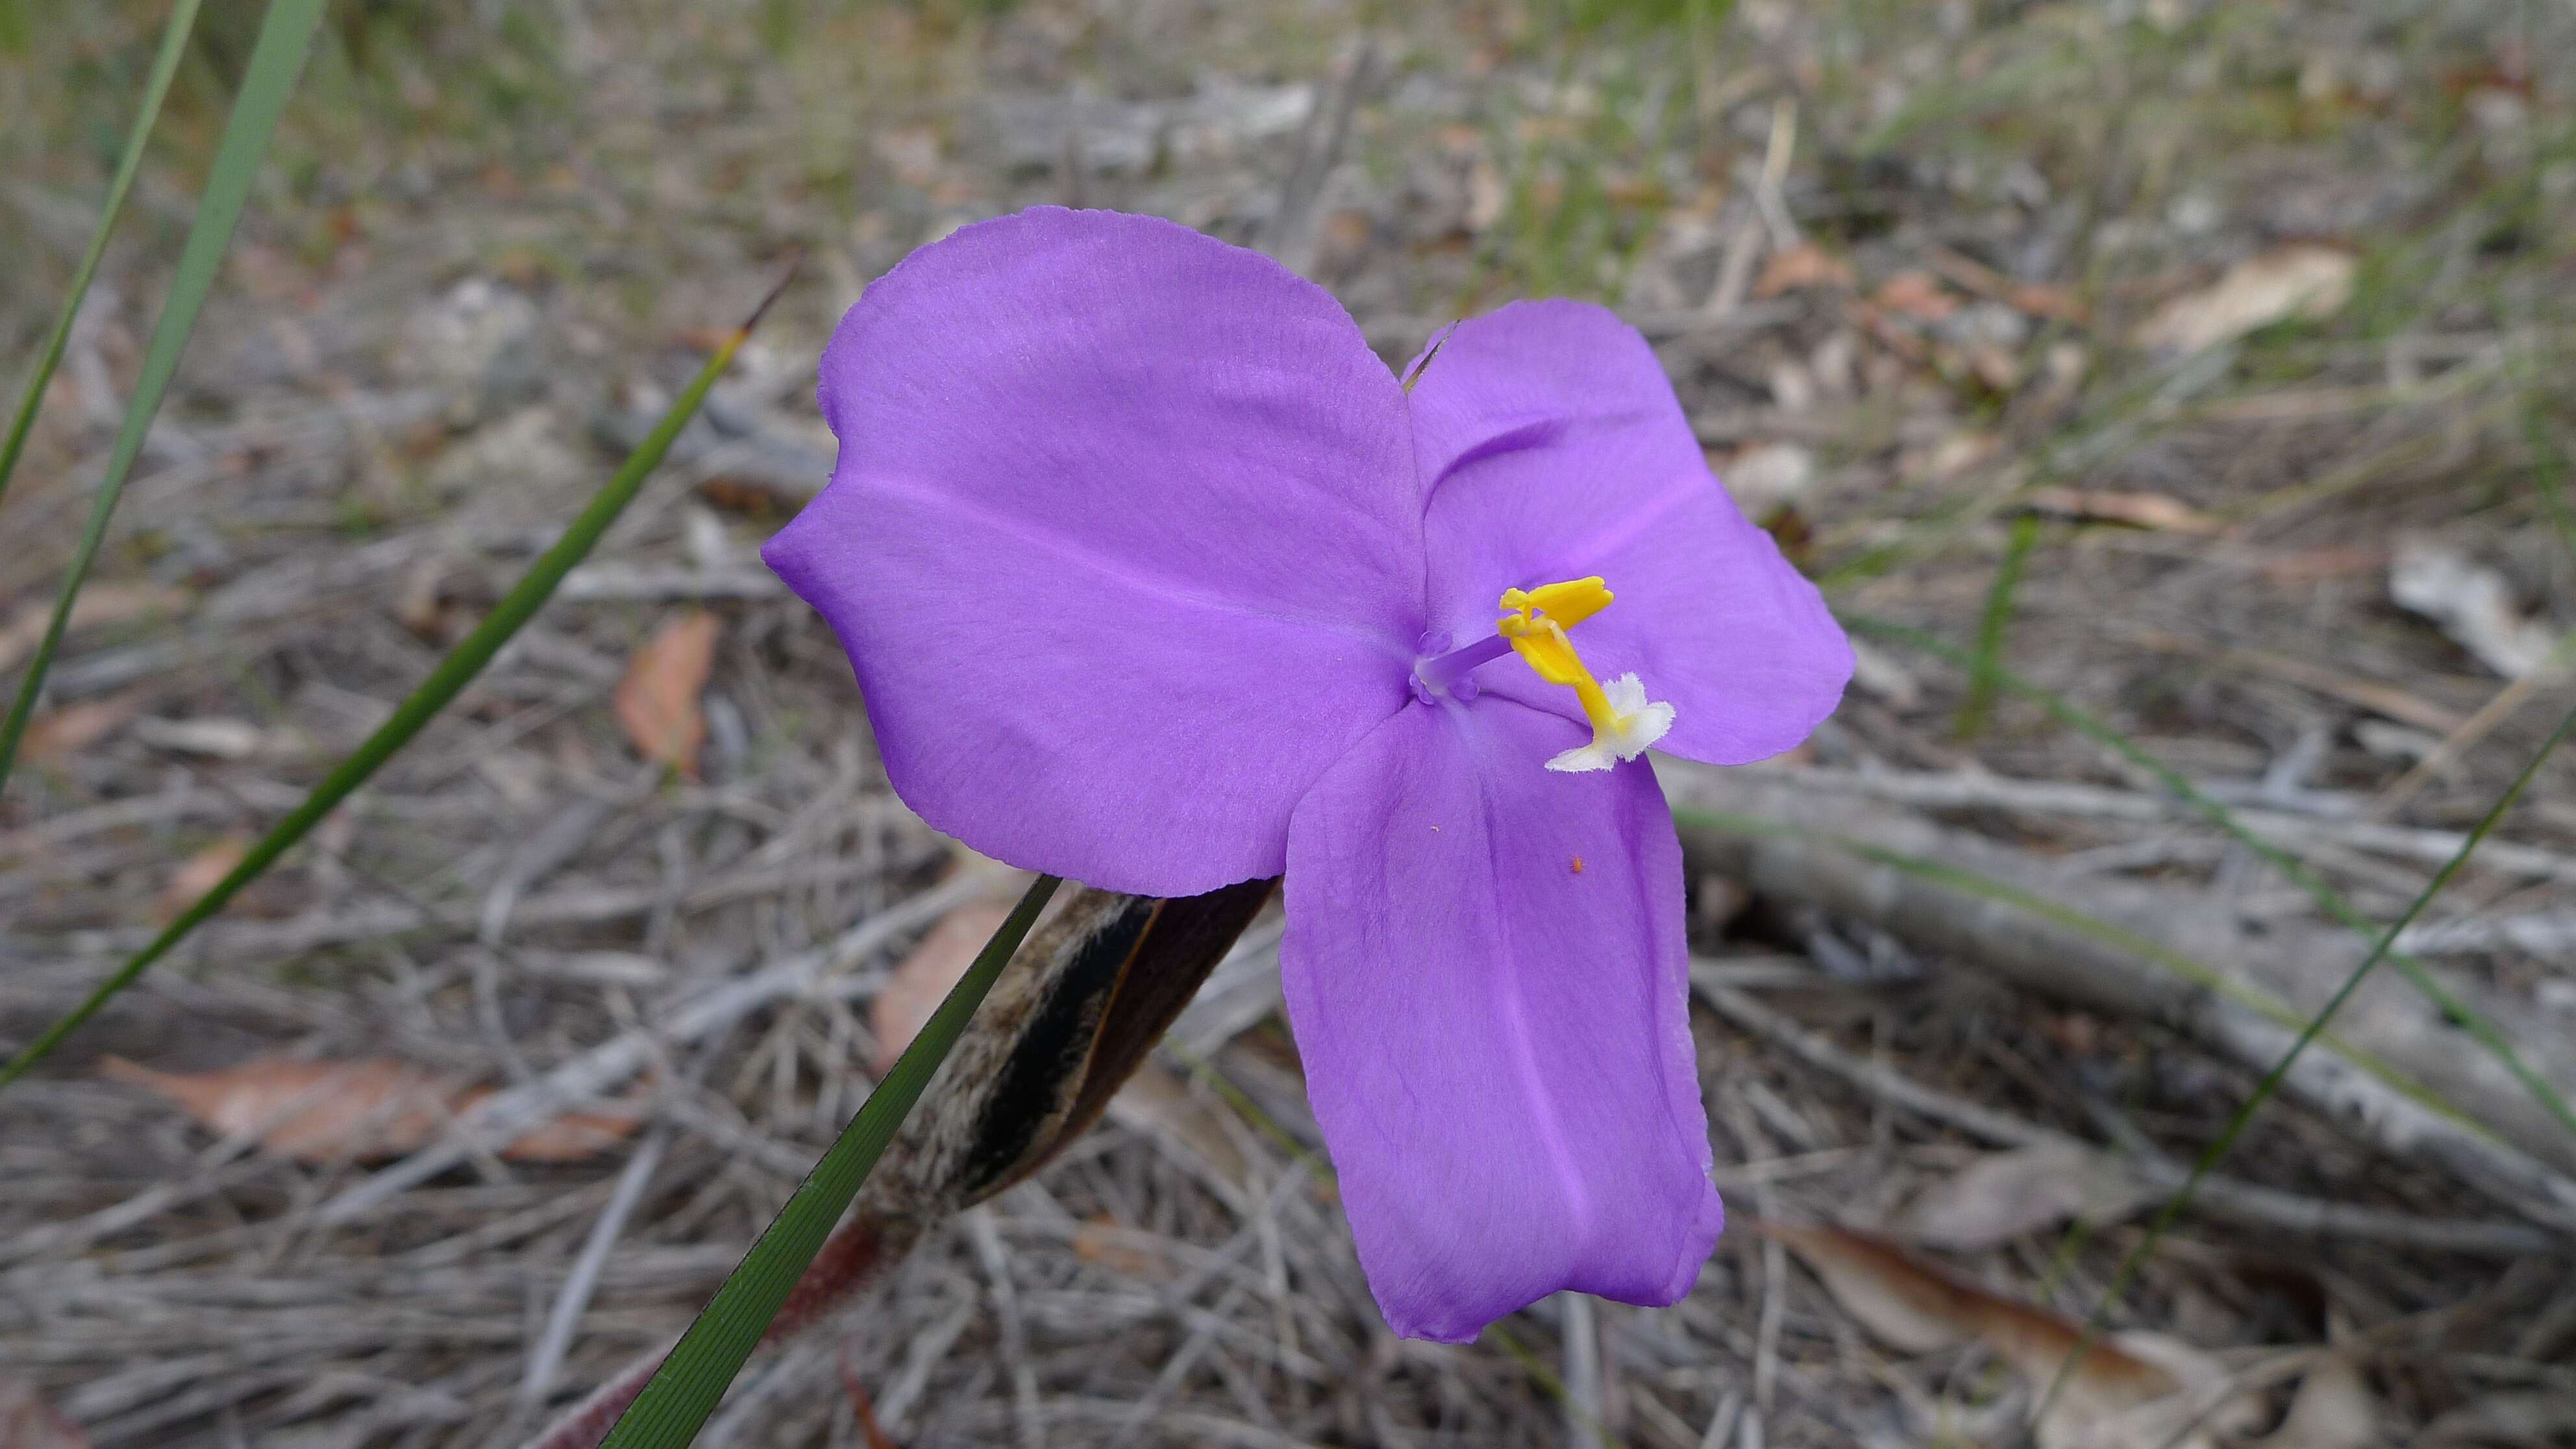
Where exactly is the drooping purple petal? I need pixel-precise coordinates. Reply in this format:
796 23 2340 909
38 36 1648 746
768 208 1426 895
1280 699 1722 1343
1407 301 1851 765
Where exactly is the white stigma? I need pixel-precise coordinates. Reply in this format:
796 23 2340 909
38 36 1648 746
1544 673 1676 773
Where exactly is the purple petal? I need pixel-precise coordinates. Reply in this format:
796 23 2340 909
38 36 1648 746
1407 301 1851 765
767 208 1425 895
1281 699 1722 1343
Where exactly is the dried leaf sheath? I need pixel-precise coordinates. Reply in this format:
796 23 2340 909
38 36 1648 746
533 879 1274 1449
861 877 1275 1220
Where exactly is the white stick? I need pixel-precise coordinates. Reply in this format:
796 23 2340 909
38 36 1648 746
517 1126 670 1411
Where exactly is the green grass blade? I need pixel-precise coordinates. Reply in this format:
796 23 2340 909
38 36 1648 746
0 0 327 796
1848 611 2576 1143
2525 369 2576 567
1954 510 2040 739
0 0 205 514
601 874 1063 1449
0 280 789 1093
2039 700 2576 1422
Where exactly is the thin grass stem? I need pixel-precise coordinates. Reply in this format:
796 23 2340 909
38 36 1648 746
2037 702 2576 1425
0 0 328 795
1955 511 2040 739
0 0 204 514
0 267 794 1093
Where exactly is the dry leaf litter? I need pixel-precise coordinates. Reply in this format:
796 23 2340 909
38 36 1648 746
4 1 2574 1444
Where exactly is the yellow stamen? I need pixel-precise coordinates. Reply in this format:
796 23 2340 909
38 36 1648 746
1497 578 1620 734
1495 576 1676 773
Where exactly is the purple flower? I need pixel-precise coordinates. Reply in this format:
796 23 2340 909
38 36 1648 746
765 208 1852 1343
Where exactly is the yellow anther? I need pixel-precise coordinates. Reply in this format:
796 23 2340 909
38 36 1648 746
1495 575 1675 773
1497 577 1617 726
1499 576 1614 630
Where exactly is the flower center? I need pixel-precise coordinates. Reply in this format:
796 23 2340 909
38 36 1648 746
1411 575 1676 774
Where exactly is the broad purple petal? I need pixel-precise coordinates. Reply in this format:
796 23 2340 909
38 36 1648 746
1281 699 1722 1343
768 208 1425 895
1408 301 1851 765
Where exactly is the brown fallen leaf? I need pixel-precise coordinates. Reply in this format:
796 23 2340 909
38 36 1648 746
1071 1214 1178 1282
102 1054 641 1163
2024 487 2225 536
1107 1059 1252 1191
19 692 146 765
0 584 190 675
1844 297 1932 363
1756 1220 2260 1449
869 898 1015 1075
1874 270 1961 321
1925 244 2088 323
1752 242 1855 298
156 834 253 921
0 1379 88 1449
484 1090 650 1162
1895 1143 2157 1252
2253 545 2386 585
396 556 450 641
613 610 721 778
2135 245 2357 353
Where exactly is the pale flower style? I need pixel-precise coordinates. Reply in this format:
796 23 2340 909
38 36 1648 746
765 207 1852 1343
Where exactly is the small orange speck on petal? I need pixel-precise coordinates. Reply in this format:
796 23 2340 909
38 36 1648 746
1570 855 1585 874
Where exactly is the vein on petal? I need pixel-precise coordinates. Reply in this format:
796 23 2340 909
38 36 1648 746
863 469 1420 663
1452 705 1596 1255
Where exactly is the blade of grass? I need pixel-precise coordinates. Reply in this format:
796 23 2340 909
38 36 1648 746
600 874 1062 1449
1954 510 2040 739
2038 700 2576 1424
0 267 794 1093
1848 611 2576 1144
2525 363 2576 564
0 0 204 514
0 0 327 795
